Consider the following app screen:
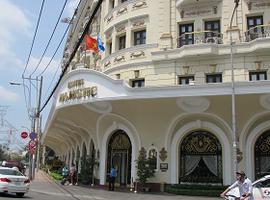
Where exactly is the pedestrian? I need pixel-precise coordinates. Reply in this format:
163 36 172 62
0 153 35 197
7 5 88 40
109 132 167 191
108 166 117 191
69 163 76 186
61 165 69 185
220 170 254 200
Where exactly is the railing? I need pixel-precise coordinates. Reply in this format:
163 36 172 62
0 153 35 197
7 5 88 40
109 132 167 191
177 31 223 48
244 24 270 42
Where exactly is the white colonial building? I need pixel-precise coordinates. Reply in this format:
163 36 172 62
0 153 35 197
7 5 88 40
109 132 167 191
42 0 270 189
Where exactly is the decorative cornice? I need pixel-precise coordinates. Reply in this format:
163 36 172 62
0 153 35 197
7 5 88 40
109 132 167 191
117 7 128 15
130 51 145 58
132 1 147 9
114 55 125 63
132 20 145 29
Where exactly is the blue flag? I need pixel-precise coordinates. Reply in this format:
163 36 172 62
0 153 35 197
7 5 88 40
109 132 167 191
97 35 105 52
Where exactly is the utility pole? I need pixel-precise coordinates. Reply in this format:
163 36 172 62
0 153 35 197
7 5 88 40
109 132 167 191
229 0 240 175
10 76 43 180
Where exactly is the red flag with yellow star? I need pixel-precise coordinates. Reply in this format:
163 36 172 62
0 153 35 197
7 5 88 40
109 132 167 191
84 34 98 53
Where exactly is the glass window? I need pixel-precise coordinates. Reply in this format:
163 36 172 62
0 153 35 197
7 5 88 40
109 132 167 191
249 71 267 81
107 42 112 55
148 149 157 170
179 76 194 85
246 16 263 41
179 23 194 47
134 30 146 46
206 74 222 83
131 79 145 87
205 20 221 42
118 35 126 50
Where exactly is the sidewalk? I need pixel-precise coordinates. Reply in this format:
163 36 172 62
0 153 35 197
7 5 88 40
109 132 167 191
31 171 220 200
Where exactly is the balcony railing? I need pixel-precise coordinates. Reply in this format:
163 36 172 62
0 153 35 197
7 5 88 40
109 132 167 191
177 31 223 48
244 24 270 42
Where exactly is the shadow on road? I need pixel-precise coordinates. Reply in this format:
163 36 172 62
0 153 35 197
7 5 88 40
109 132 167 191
0 192 32 199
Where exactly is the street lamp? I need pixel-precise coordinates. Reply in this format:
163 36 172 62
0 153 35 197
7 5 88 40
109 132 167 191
9 82 32 115
229 0 240 175
9 77 43 180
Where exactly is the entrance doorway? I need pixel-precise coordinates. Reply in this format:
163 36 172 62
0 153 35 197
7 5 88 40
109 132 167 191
255 130 270 179
107 130 131 185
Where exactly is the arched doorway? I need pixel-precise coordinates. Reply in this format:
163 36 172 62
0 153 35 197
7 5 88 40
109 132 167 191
179 130 222 184
107 130 132 185
255 130 270 179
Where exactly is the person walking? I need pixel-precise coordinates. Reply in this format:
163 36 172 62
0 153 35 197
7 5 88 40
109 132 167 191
61 165 69 185
220 171 254 200
108 166 117 191
69 163 76 186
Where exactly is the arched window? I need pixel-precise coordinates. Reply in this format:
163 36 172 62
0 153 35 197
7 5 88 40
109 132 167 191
255 130 270 179
179 130 222 184
148 148 158 170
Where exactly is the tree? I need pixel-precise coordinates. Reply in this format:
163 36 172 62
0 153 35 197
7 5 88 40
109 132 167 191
136 147 155 187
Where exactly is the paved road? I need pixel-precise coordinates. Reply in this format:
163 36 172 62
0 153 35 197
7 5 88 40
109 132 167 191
0 171 220 200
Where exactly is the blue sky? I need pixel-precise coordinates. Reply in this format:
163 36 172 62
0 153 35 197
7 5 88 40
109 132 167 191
0 0 79 150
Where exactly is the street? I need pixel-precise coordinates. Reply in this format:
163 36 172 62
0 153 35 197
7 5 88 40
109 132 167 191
0 171 220 200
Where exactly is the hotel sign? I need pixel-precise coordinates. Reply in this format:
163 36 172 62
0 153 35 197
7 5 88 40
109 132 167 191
59 79 97 102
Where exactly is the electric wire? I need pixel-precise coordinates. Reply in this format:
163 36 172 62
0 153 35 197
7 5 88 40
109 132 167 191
22 0 46 76
39 0 104 114
41 0 88 99
30 0 68 77
37 0 87 78
22 0 46 120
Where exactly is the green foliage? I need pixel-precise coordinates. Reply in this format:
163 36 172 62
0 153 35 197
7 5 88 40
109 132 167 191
0 145 9 160
49 171 63 181
165 184 228 197
79 155 97 184
136 147 155 186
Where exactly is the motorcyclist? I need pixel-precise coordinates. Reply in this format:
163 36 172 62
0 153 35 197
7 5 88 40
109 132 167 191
220 171 253 200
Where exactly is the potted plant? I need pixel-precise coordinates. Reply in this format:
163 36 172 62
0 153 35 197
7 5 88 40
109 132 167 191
136 147 155 192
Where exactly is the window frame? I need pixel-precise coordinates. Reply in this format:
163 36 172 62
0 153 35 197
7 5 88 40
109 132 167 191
118 35 126 50
206 73 222 83
133 30 146 46
179 23 194 47
131 78 145 88
179 75 195 85
249 71 267 81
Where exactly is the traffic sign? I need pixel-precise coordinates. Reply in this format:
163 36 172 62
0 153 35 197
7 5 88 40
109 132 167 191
29 140 37 148
29 132 37 140
21 131 28 139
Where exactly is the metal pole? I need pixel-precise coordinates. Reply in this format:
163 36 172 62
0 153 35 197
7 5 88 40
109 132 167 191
230 0 240 175
33 76 43 176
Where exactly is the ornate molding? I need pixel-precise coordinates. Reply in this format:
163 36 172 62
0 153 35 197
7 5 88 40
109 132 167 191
132 20 145 29
248 1 270 10
114 55 125 63
260 94 270 110
117 7 128 15
130 51 145 58
104 60 111 68
159 147 167 162
176 97 210 113
132 1 147 9
107 15 113 23
116 26 126 34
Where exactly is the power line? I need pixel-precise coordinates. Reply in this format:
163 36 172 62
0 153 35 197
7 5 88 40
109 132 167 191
39 0 104 114
22 0 46 76
30 0 68 77
40 0 88 99
22 0 46 120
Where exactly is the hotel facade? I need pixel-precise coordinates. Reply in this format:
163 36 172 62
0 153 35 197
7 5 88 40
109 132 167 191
42 0 270 188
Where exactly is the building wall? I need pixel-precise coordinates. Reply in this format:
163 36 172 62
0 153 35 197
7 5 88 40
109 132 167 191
45 0 270 187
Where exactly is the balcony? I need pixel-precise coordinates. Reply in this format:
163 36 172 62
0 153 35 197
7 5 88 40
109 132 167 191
177 31 223 48
176 0 220 7
244 24 270 42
